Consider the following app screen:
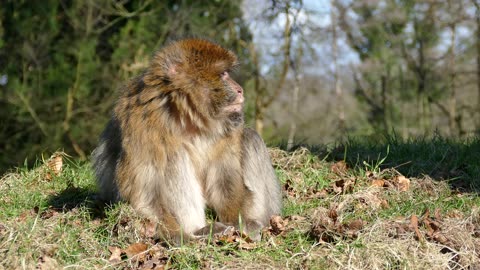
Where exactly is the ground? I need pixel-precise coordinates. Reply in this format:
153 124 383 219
0 137 479 269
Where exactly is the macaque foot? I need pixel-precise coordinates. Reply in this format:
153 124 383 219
193 222 232 237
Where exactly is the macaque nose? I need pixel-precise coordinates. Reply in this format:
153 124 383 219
237 85 243 95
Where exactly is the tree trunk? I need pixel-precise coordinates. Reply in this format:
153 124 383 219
475 2 480 134
381 75 388 132
286 70 301 151
331 0 345 133
448 23 457 136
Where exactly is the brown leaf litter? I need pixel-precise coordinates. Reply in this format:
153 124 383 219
108 243 169 269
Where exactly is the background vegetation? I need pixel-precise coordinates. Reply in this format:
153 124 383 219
2 0 480 170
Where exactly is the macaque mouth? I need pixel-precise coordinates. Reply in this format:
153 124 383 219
224 103 244 112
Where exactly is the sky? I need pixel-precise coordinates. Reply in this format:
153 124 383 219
242 0 358 76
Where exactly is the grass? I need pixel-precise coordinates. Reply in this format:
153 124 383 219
1 136 480 269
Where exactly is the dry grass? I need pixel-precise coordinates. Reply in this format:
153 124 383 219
0 145 479 269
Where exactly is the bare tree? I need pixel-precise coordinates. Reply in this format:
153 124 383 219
472 0 480 133
253 1 294 136
331 0 345 132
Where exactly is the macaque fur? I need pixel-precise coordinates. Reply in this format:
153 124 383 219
93 39 281 241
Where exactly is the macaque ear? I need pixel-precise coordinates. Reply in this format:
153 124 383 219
168 65 177 76
144 62 179 86
213 61 230 74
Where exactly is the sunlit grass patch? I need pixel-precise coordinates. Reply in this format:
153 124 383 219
1 137 480 269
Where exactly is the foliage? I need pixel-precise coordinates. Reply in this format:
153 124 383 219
0 0 253 171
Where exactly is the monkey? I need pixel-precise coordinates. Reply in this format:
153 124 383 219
92 38 282 242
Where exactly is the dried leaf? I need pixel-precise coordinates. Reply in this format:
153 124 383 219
45 152 64 180
331 177 357 194
17 208 36 222
108 246 122 264
270 215 287 235
215 226 238 244
288 215 306 222
381 199 389 209
424 219 435 238
371 179 385 188
141 258 167 270
395 175 410 192
148 245 167 259
434 208 442 220
433 233 450 245
48 153 63 175
238 241 257 250
347 219 364 231
394 224 407 238
40 208 60 219
124 243 148 261
310 207 336 242
37 255 59 270
140 219 157 238
410 215 423 241
423 208 430 218
328 208 338 222
331 161 348 175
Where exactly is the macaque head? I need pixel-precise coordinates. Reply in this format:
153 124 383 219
144 39 245 128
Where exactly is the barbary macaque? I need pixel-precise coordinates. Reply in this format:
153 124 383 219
92 38 281 242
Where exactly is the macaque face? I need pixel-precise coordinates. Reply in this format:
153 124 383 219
220 71 244 113
207 70 244 124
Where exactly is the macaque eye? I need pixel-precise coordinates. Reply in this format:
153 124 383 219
220 71 228 78
212 88 222 93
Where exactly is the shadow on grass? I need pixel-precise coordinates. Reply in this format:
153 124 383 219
46 185 105 218
285 134 480 194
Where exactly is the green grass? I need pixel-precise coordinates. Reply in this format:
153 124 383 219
1 137 480 269
329 134 480 191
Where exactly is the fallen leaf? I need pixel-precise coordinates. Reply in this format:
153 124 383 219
45 152 64 180
392 223 407 238
424 217 442 238
0 224 6 235
141 258 167 270
124 243 148 261
40 208 60 219
395 175 410 192
342 219 364 239
238 241 257 250
371 179 385 188
48 153 63 174
347 219 364 231
288 215 306 222
332 177 356 194
433 233 450 245
283 180 297 197
434 208 442 220
108 246 122 264
331 161 348 175
17 208 36 222
270 215 287 235
328 208 338 222
140 219 157 238
380 199 389 209
423 208 430 218
215 226 238 244
310 207 337 242
37 255 59 270
410 215 423 241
